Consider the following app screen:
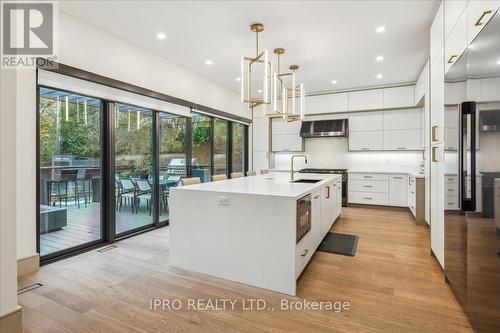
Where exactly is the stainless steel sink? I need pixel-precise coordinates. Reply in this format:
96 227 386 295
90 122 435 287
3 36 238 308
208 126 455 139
291 179 321 183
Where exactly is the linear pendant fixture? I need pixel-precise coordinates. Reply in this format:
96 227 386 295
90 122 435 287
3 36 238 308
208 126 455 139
241 23 272 110
284 65 305 122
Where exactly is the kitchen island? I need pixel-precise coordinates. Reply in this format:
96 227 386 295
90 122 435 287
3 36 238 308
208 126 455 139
169 172 342 295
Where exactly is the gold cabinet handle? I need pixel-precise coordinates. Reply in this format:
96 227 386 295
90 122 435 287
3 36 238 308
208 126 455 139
326 186 330 199
432 126 438 142
301 249 309 257
475 10 493 26
432 147 438 162
448 55 458 64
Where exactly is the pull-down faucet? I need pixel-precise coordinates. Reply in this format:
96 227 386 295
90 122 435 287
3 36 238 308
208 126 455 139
290 155 308 181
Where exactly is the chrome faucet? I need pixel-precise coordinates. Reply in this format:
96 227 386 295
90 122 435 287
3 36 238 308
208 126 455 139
290 154 308 181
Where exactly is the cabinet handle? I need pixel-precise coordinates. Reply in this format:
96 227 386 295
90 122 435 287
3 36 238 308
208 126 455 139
363 176 373 178
397 147 407 150
313 195 319 199
361 148 370 151
448 189 454 192
432 126 438 142
475 10 493 26
393 176 403 179
363 197 373 200
326 186 330 199
301 249 309 257
447 55 458 64
432 147 438 162
363 185 373 188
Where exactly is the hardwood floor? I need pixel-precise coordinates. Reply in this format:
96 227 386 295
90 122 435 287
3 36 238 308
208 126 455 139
19 207 472 333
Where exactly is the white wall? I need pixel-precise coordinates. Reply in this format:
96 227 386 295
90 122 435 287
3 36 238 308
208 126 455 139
273 138 424 173
16 11 248 259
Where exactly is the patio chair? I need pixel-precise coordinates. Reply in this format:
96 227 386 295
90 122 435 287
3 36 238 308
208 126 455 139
246 170 257 176
136 179 152 216
118 178 137 213
161 176 181 213
75 169 92 208
260 169 269 175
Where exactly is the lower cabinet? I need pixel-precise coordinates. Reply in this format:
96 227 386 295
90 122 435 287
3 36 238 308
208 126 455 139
389 175 408 207
444 175 482 212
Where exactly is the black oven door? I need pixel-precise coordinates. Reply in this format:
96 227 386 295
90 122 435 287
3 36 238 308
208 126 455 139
297 195 311 243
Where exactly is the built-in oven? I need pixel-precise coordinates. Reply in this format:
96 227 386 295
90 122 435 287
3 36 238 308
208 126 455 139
297 194 312 243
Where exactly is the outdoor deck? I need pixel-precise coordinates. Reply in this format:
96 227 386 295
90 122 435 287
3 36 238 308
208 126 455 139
40 201 167 256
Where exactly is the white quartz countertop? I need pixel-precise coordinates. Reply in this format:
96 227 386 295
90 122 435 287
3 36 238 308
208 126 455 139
171 173 341 199
348 170 425 178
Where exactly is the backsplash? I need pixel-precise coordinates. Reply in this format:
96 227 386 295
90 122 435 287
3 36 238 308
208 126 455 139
273 137 424 173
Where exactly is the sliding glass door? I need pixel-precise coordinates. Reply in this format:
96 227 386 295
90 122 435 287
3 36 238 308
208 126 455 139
159 112 187 222
191 113 212 182
38 87 103 257
213 118 228 177
232 123 246 174
114 104 154 235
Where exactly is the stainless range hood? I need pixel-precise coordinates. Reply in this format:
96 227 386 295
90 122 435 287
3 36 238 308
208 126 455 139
299 119 348 137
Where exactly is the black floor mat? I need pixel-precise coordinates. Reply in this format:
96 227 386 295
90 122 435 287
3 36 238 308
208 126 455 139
317 232 359 256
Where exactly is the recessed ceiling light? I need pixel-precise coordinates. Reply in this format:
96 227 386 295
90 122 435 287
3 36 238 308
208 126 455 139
205 60 213 66
331 80 338 84
156 32 166 40
497 59 500 65
236 77 241 82
376 55 384 61
376 74 383 79
258 89 263 93
376 26 386 33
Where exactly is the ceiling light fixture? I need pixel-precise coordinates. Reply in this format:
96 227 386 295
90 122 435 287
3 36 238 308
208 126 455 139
156 32 166 40
236 77 241 82
205 59 213 66
241 23 272 109
376 55 384 61
376 26 386 33
376 74 383 79
497 59 500 65
331 80 338 84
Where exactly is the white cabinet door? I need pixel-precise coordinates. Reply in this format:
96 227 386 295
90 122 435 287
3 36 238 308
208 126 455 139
349 111 383 131
383 129 422 151
445 0 469 40
431 49 445 145
383 86 415 109
349 131 383 151
383 109 422 130
480 77 500 102
468 1 500 45
271 117 301 135
444 81 467 105
306 93 348 114
311 189 322 250
253 151 268 173
389 175 408 207
271 134 303 152
348 89 383 111
445 105 459 128
336 179 342 220
253 117 269 151
445 8 468 73
444 128 459 150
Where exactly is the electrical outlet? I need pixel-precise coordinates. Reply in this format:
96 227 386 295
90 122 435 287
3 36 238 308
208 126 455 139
218 197 229 206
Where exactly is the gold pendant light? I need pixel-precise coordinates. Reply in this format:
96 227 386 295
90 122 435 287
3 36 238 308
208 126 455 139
241 23 272 110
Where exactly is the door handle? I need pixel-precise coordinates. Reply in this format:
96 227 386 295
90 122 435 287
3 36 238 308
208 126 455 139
447 55 458 64
326 186 330 199
301 249 309 257
432 147 438 162
432 126 438 142
460 101 476 211
475 10 493 26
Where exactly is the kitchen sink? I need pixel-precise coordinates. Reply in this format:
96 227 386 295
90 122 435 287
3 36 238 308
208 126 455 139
291 179 321 183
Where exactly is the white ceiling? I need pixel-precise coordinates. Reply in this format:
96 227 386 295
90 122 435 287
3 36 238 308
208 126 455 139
60 0 439 94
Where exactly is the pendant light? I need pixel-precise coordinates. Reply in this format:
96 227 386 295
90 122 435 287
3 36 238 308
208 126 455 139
241 23 272 110
283 65 305 122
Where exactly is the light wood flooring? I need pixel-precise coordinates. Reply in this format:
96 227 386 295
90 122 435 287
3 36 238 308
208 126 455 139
19 206 472 333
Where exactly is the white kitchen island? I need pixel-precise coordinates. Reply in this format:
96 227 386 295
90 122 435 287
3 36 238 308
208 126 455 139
169 172 342 296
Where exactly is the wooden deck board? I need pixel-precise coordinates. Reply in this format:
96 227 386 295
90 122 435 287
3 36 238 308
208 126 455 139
21 206 472 332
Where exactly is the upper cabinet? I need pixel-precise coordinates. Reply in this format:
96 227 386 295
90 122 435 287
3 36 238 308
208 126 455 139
444 81 467 105
306 93 348 115
271 118 304 152
445 7 468 73
430 2 445 63
468 1 500 45
349 111 383 131
445 1 469 40
383 86 415 109
348 89 383 111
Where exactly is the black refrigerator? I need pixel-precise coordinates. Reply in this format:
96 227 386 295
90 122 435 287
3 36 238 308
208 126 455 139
444 10 500 333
